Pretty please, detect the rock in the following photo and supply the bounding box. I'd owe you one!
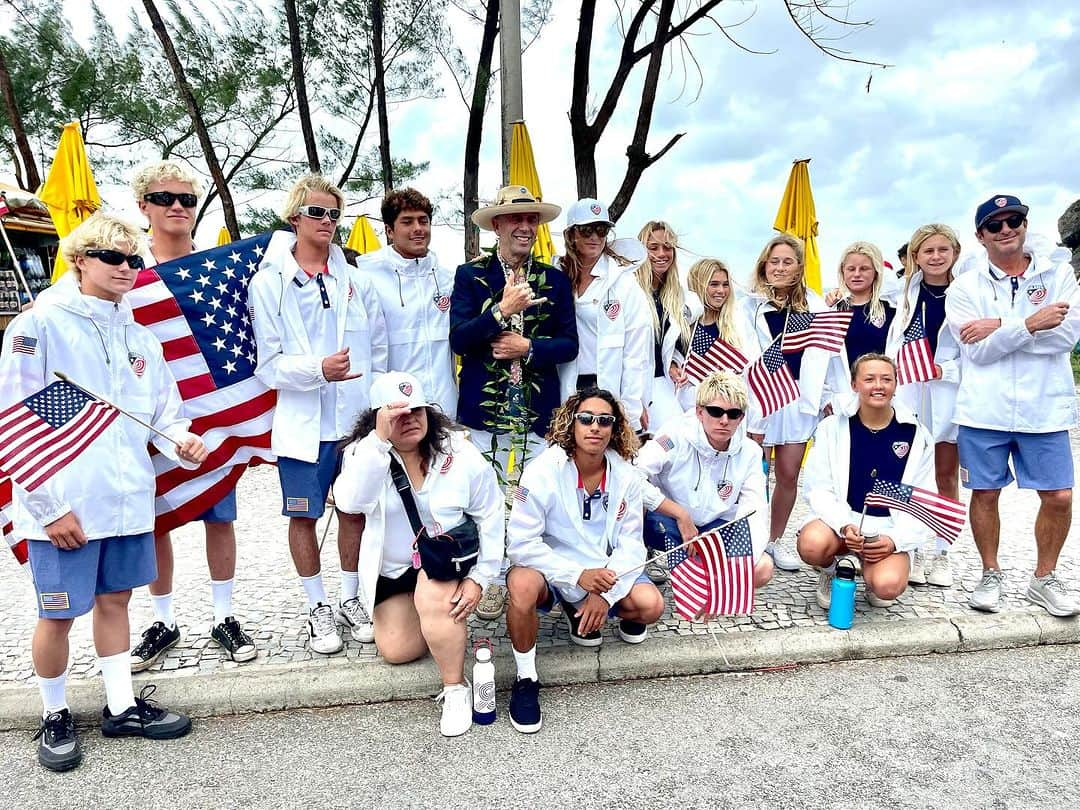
[1058,198,1080,277]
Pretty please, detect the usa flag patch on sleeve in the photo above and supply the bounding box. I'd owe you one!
[40,592,70,611]
[286,497,310,512]
[12,335,37,355]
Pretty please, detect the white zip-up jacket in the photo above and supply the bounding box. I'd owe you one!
[247,234,388,461]
[800,403,936,551]
[635,411,768,561]
[333,429,503,619]
[946,252,1080,433]
[557,255,654,431]
[356,245,458,417]
[0,277,197,540]
[657,288,704,374]
[507,444,645,605]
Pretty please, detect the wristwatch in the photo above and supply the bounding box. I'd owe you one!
[491,303,506,326]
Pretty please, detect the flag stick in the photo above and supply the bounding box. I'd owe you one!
[705,621,733,668]
[318,507,336,553]
[855,503,869,535]
[614,511,757,579]
[53,371,182,448]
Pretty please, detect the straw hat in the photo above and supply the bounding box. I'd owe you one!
[471,185,561,231]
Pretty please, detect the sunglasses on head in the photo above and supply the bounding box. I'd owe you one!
[143,191,198,208]
[84,249,145,269]
[575,224,610,239]
[298,204,342,222]
[702,405,745,420]
[982,213,1025,234]
[574,412,617,427]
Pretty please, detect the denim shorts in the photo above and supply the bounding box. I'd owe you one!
[957,426,1074,491]
[195,487,238,523]
[277,441,343,518]
[538,572,652,616]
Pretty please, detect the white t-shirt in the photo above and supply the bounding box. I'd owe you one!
[575,274,602,375]
[381,469,438,578]
[287,260,341,440]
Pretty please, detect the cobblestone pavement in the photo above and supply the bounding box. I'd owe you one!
[1,429,1078,685]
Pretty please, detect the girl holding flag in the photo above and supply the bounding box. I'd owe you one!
[884,224,963,587]
[829,241,898,385]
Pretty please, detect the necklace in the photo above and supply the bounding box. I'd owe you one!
[920,281,947,300]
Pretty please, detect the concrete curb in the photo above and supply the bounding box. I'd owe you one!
[3,610,1078,731]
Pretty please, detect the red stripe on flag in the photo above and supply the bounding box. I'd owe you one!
[187,389,276,434]
[161,335,202,361]
[132,268,163,290]
[154,466,246,536]
[155,431,273,494]
[177,374,217,400]
[133,297,185,326]
[23,405,118,491]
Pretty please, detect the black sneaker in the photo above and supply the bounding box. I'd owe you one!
[130,621,180,672]
[557,596,603,647]
[617,619,648,644]
[32,708,82,771]
[211,617,257,662]
[508,678,543,733]
[101,685,192,740]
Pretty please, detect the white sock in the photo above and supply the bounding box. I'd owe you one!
[934,538,950,555]
[98,651,137,715]
[513,646,538,682]
[37,670,68,716]
[151,593,175,629]
[210,578,234,625]
[339,570,359,603]
[300,573,327,608]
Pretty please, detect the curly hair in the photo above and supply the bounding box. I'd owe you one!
[381,187,433,228]
[545,387,639,461]
[341,405,459,472]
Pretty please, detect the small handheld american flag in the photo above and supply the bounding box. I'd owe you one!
[746,337,799,418]
[781,310,853,354]
[669,515,756,619]
[864,479,966,543]
[682,324,749,383]
[895,308,936,385]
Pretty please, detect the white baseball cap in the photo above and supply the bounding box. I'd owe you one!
[369,371,430,410]
[564,198,614,229]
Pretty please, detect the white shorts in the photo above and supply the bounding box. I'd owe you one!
[763,399,819,446]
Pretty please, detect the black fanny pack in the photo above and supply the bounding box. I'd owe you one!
[389,457,480,581]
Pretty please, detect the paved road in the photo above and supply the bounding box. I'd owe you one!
[4,645,1076,808]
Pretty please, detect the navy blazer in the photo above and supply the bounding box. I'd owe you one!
[450,254,578,437]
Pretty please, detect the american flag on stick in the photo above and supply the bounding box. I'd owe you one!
[1,476,28,571]
[127,233,278,535]
[781,310,853,354]
[668,515,755,619]
[682,324,748,383]
[864,479,966,543]
[895,308,936,385]
[746,337,799,418]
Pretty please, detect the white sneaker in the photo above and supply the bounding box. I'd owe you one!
[865,588,896,608]
[1027,571,1080,618]
[435,682,473,737]
[766,538,801,572]
[908,550,928,585]
[307,603,344,655]
[969,569,1005,613]
[816,569,834,610]
[925,552,954,588]
[336,597,375,643]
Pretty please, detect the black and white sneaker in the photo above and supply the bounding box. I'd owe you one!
[130,621,180,672]
[101,685,192,740]
[617,619,648,644]
[211,617,258,662]
[32,708,82,771]
[557,596,603,647]
[508,678,543,733]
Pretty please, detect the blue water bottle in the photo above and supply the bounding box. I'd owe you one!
[828,559,858,630]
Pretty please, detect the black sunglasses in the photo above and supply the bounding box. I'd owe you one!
[703,405,745,420]
[85,249,145,269]
[575,224,610,239]
[143,191,198,208]
[574,412,617,427]
[298,204,342,222]
[982,213,1025,234]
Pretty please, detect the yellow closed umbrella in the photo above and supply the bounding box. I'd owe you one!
[345,215,381,254]
[39,122,102,282]
[773,158,821,293]
[216,227,231,247]
[509,121,555,265]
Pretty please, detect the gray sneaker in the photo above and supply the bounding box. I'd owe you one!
[766,538,801,572]
[815,569,834,610]
[969,569,1005,613]
[644,549,669,584]
[1027,571,1080,618]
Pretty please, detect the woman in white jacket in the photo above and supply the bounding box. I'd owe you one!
[884,224,963,588]
[797,354,937,611]
[333,372,504,738]
[555,199,654,433]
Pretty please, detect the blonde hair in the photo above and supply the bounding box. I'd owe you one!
[752,234,809,312]
[132,160,203,201]
[695,370,748,410]
[60,212,146,277]
[686,258,741,347]
[836,241,887,325]
[899,224,962,322]
[634,221,692,349]
[281,174,346,221]
[558,227,633,289]
[851,352,896,378]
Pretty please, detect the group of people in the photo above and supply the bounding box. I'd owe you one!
[1,159,1077,770]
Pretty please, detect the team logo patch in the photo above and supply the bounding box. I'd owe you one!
[398,381,413,396]
[616,499,627,520]
[602,493,610,511]
[869,311,887,328]
[892,441,910,459]
[128,352,146,378]
[604,300,621,320]
[590,203,602,215]
[40,592,70,611]
[994,197,1008,208]
[717,480,733,499]
[1027,285,1047,304]
[12,335,37,355]
[428,520,444,535]
[348,284,354,301]
[434,293,451,312]
[440,455,453,474]
[285,497,310,512]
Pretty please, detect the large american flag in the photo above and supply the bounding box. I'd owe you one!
[0,380,118,492]
[683,324,748,383]
[746,337,799,418]
[1,476,28,571]
[668,515,755,619]
[127,233,277,534]
[781,310,853,354]
[864,479,966,543]
[895,308,936,385]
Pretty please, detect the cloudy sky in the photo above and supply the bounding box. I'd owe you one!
[35,1,1080,284]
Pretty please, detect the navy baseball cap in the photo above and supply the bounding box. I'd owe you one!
[975,194,1029,230]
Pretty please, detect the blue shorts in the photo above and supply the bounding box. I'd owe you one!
[957,426,1074,491]
[28,533,157,619]
[643,511,728,552]
[277,441,343,519]
[195,487,238,523]
[539,572,652,616]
